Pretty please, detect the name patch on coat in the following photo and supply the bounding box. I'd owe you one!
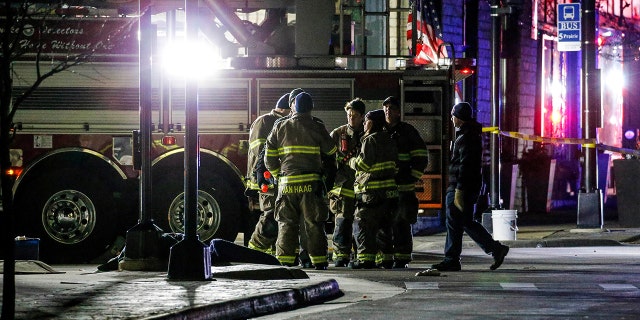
[281,184,314,194]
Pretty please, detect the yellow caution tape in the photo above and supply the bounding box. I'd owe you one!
[482,127,500,133]
[482,127,640,157]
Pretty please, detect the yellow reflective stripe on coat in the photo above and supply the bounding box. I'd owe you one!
[397,153,411,161]
[353,157,371,171]
[369,161,396,172]
[410,149,428,157]
[277,145,320,155]
[247,181,260,190]
[411,169,423,179]
[355,179,396,193]
[329,186,355,198]
[278,173,321,185]
[265,147,279,157]
[249,138,266,150]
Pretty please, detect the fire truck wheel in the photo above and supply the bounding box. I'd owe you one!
[152,172,240,242]
[13,169,120,264]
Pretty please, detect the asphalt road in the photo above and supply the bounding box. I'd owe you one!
[255,246,640,319]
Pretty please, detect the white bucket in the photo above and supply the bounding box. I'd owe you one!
[491,210,518,240]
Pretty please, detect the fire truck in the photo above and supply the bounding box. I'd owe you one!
[5,1,471,263]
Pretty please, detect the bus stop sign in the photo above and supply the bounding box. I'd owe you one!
[557,3,581,51]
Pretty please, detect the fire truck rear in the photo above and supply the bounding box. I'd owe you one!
[6,1,470,263]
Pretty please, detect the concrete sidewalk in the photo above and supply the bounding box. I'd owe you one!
[2,221,640,320]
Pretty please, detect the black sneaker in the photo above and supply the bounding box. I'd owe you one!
[350,260,376,269]
[431,259,461,271]
[334,258,350,268]
[392,260,410,269]
[314,262,328,270]
[490,244,509,270]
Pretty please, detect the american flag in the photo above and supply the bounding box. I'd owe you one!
[407,0,448,65]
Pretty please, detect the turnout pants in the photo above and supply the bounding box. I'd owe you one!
[392,191,419,262]
[354,191,395,263]
[330,194,356,261]
[275,181,329,266]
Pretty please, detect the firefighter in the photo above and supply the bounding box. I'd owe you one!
[246,93,291,254]
[329,98,366,267]
[382,96,428,268]
[251,88,314,267]
[349,109,398,269]
[264,92,337,270]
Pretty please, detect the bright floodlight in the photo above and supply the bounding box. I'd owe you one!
[162,40,223,79]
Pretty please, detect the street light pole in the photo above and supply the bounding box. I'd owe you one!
[167,0,212,280]
[120,0,164,271]
[489,0,502,210]
[577,0,603,228]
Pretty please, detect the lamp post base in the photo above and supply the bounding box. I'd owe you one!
[167,237,213,280]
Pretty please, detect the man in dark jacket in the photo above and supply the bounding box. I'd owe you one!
[432,102,509,271]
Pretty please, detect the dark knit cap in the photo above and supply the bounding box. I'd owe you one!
[289,88,305,106]
[365,109,385,126]
[452,102,473,121]
[294,92,314,113]
[276,93,290,110]
[346,99,366,115]
[382,96,400,109]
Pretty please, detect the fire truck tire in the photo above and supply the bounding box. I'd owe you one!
[151,170,240,242]
[13,169,121,264]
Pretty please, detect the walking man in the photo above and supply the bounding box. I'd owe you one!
[432,102,509,271]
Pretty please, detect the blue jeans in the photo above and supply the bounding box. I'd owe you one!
[444,190,500,260]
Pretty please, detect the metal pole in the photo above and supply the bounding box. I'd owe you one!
[577,0,603,228]
[167,0,212,280]
[120,0,164,271]
[581,0,597,192]
[489,0,501,210]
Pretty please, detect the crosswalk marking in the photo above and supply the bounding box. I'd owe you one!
[500,283,538,290]
[599,284,638,291]
[404,282,439,290]
[405,282,639,291]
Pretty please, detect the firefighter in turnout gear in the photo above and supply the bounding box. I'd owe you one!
[329,98,366,267]
[264,92,337,270]
[251,88,314,267]
[382,96,428,268]
[246,93,291,254]
[349,109,398,269]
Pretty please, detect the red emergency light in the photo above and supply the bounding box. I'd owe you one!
[162,136,177,145]
[6,167,23,178]
[459,67,474,75]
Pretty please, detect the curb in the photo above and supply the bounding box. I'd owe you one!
[142,279,341,320]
